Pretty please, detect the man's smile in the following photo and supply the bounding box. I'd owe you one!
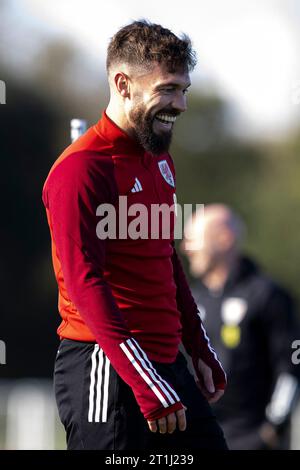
[153,113,177,132]
[155,113,177,124]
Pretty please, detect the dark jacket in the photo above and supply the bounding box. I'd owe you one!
[192,256,300,449]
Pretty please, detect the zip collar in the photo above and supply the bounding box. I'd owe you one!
[94,111,144,157]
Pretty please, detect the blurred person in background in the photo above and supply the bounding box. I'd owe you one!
[181,203,300,450]
[42,21,227,450]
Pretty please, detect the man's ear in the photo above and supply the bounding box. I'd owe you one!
[114,72,130,98]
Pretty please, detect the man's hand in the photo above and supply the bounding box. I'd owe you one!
[196,358,224,403]
[259,422,280,449]
[147,407,187,434]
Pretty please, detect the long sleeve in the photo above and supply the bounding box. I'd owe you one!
[43,151,183,420]
[171,245,227,390]
[261,287,300,426]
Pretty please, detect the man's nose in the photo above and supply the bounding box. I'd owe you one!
[172,92,187,113]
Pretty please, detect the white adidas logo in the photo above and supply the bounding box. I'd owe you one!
[131,177,143,193]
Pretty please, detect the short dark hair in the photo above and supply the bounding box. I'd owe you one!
[106,19,197,74]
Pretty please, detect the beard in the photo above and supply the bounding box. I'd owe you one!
[129,103,173,156]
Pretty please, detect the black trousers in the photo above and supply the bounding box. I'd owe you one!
[54,339,228,450]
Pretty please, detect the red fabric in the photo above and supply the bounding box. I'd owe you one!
[42,111,226,420]
[171,247,227,390]
[146,402,184,421]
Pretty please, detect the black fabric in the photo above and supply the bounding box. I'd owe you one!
[191,255,300,450]
[54,339,228,450]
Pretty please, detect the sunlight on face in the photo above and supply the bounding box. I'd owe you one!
[127,63,191,154]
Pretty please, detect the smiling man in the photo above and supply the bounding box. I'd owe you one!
[42,20,227,450]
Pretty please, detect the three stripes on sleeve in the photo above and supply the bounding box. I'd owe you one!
[88,338,180,423]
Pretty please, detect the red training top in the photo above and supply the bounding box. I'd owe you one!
[42,111,226,420]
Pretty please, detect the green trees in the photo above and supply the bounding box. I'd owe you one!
[172,92,300,306]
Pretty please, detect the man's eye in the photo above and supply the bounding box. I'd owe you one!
[183,88,189,95]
